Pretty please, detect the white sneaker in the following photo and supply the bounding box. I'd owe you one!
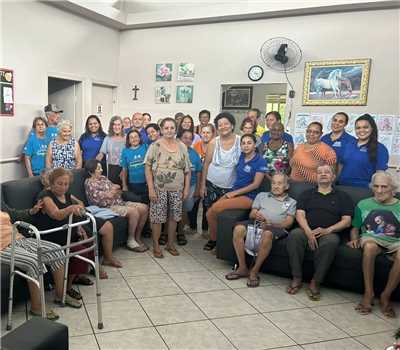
[127,238,140,250]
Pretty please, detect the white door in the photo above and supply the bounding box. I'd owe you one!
[92,84,116,131]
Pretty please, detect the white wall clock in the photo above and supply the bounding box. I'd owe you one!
[248,65,264,81]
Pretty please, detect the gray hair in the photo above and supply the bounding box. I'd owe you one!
[370,171,399,192]
[58,120,73,133]
[271,172,289,185]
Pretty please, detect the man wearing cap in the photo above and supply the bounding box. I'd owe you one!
[44,104,63,140]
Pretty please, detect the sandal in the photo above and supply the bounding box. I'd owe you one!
[73,275,93,286]
[177,233,187,246]
[247,276,260,288]
[30,308,59,321]
[225,271,249,280]
[153,249,164,259]
[102,258,122,268]
[166,246,180,256]
[203,240,216,251]
[55,294,82,309]
[355,302,372,315]
[286,284,302,295]
[380,303,396,318]
[306,288,321,301]
[131,245,149,253]
[159,233,167,245]
[67,288,82,300]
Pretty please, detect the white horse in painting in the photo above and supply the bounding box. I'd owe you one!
[314,69,342,98]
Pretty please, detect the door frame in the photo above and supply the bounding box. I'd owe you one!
[91,80,118,118]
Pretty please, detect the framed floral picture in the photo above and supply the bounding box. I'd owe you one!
[156,63,172,81]
[303,58,371,106]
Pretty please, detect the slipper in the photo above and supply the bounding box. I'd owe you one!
[306,288,321,301]
[203,240,216,251]
[287,284,302,295]
[225,271,249,280]
[355,302,372,315]
[153,249,164,259]
[131,245,149,253]
[380,303,396,318]
[73,275,93,286]
[102,258,122,268]
[67,287,82,300]
[247,276,260,288]
[30,308,60,321]
[177,234,188,246]
[166,246,180,256]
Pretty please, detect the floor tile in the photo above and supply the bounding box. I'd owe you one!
[139,294,206,325]
[333,289,363,303]
[53,304,93,336]
[96,327,167,350]
[269,347,302,350]
[86,299,151,333]
[126,274,183,298]
[69,334,99,350]
[119,256,164,277]
[301,337,368,349]
[112,247,152,261]
[264,308,346,344]
[189,290,257,318]
[356,330,398,350]
[97,265,123,279]
[290,286,351,307]
[262,273,292,286]
[196,256,233,270]
[213,314,295,349]
[312,302,395,336]
[170,270,228,293]
[157,320,235,350]
[1,311,29,336]
[80,277,134,304]
[212,269,273,289]
[155,254,207,273]
[236,285,306,312]
[373,301,400,326]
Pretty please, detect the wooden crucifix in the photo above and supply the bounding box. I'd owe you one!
[132,85,140,100]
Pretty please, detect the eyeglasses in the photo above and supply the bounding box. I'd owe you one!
[306,130,321,134]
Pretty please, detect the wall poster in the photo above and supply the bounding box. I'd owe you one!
[1,68,14,116]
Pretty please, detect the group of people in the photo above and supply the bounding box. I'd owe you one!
[3,105,398,321]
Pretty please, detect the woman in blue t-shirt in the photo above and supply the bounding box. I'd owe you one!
[338,114,389,188]
[205,134,267,251]
[78,115,107,170]
[321,112,355,161]
[121,129,149,203]
[23,116,51,177]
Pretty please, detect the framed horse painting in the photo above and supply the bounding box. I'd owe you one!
[302,59,371,106]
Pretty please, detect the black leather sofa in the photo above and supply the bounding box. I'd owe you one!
[216,181,400,301]
[1,169,129,312]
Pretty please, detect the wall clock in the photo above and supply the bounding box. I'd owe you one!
[248,65,264,81]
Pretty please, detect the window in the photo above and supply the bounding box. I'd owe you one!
[266,94,286,120]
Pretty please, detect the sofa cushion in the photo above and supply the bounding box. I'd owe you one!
[1,176,43,209]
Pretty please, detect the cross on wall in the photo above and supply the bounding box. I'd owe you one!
[132,85,140,100]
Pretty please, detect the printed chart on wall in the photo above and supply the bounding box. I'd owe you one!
[0,68,14,116]
[293,112,400,167]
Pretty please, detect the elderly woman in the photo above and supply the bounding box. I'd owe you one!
[96,116,126,185]
[240,117,261,148]
[348,171,400,318]
[145,117,191,258]
[24,116,51,177]
[290,122,336,184]
[35,168,116,304]
[262,121,293,180]
[46,120,82,170]
[84,159,149,252]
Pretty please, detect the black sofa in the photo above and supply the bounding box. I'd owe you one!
[216,181,400,301]
[1,169,129,312]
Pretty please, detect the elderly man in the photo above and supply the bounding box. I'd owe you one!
[44,104,62,139]
[131,112,149,144]
[286,164,353,300]
[349,171,400,318]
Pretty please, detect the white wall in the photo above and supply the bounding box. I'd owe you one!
[118,9,399,132]
[0,1,120,181]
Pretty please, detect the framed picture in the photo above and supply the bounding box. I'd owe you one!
[155,86,171,104]
[176,85,193,103]
[177,63,195,81]
[156,63,172,81]
[222,86,253,110]
[302,58,371,106]
[1,68,14,116]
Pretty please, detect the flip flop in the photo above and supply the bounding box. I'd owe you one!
[153,249,164,259]
[380,303,396,318]
[355,302,372,315]
[286,284,302,295]
[131,245,149,253]
[30,308,59,321]
[166,246,180,256]
[225,271,249,280]
[306,288,321,301]
[247,276,260,288]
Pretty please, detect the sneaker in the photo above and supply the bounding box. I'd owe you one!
[127,238,140,250]
[54,294,82,309]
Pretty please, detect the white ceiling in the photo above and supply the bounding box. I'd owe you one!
[44,0,400,30]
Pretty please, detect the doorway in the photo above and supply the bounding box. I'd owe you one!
[92,83,117,129]
[48,76,83,138]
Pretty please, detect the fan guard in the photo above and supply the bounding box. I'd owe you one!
[260,37,302,72]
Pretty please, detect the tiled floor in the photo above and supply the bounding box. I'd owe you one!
[2,234,399,350]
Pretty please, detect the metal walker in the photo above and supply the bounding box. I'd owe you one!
[6,212,104,330]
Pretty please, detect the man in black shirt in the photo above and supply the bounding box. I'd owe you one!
[286,164,353,300]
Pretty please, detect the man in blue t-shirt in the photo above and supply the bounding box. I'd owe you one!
[131,112,150,144]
